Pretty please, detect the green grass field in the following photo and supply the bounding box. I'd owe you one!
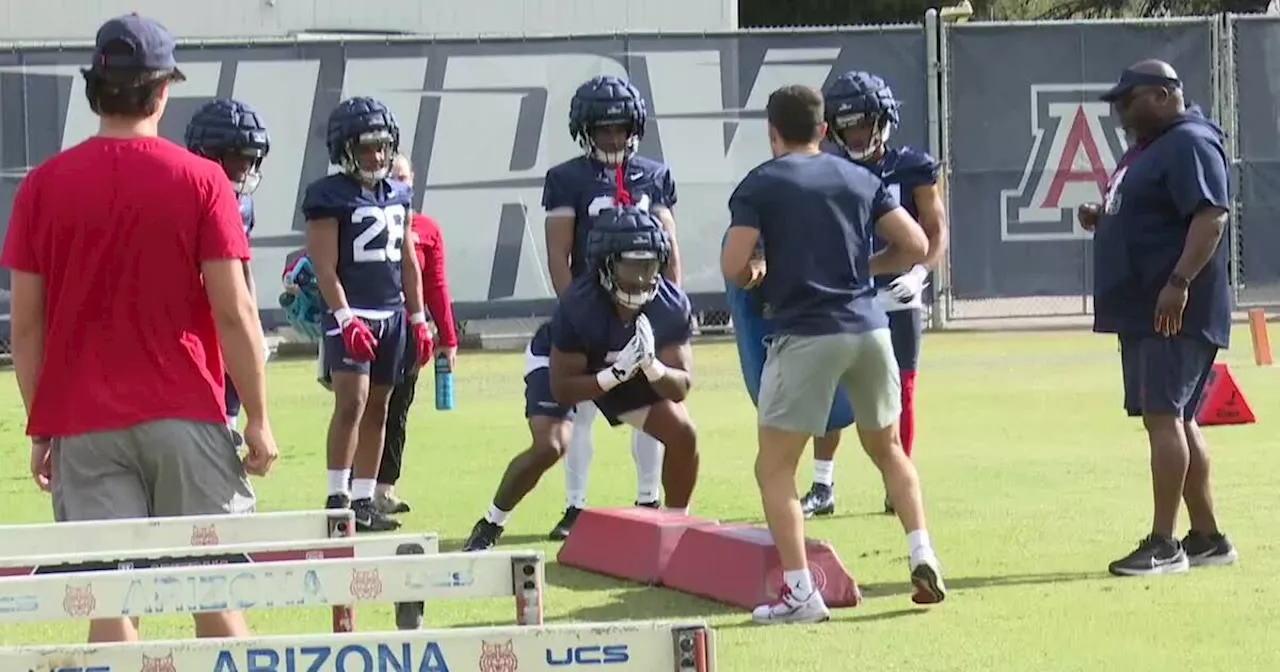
[1,327,1278,670]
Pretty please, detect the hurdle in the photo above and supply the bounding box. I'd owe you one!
[0,510,446,632]
[0,550,545,629]
[0,620,718,671]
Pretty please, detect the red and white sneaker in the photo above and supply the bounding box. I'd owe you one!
[751,584,830,625]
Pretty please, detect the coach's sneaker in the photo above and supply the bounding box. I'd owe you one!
[909,558,947,605]
[463,519,504,552]
[325,493,351,510]
[375,489,412,515]
[751,585,830,625]
[800,483,835,518]
[352,498,402,533]
[1182,530,1239,567]
[548,506,584,541]
[1108,534,1190,577]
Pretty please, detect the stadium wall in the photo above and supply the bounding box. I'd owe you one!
[0,15,1274,342]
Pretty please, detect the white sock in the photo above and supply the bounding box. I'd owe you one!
[783,569,815,598]
[632,430,664,504]
[907,529,935,566]
[327,469,351,496]
[351,478,377,501]
[813,459,835,487]
[663,506,689,516]
[485,503,511,527]
[564,405,596,509]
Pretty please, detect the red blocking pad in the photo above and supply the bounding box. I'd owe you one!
[1196,363,1257,426]
[661,524,862,609]
[556,508,718,585]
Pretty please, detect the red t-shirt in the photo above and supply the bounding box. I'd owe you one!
[0,136,250,437]
[411,213,458,347]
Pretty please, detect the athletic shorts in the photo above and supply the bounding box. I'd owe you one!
[1119,334,1218,420]
[521,342,656,427]
[759,330,901,436]
[51,419,257,522]
[322,309,407,387]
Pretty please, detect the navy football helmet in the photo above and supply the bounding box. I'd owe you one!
[586,206,670,309]
[823,71,900,162]
[569,75,647,165]
[326,97,400,183]
[185,98,270,195]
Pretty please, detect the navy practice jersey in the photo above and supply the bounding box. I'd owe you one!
[238,194,255,239]
[1092,107,1231,348]
[729,152,898,336]
[859,147,939,286]
[541,155,677,278]
[301,174,414,312]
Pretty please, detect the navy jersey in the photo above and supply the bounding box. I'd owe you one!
[1093,107,1231,348]
[859,147,939,286]
[238,194,255,239]
[541,155,677,278]
[728,152,898,336]
[301,174,414,312]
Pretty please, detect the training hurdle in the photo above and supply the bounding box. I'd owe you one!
[0,511,450,631]
[0,620,718,671]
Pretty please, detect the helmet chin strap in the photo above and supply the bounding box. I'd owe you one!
[846,124,893,162]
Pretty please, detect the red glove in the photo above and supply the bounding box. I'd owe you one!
[335,309,378,362]
[410,312,434,366]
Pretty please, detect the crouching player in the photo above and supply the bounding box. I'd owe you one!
[185,98,271,439]
[725,238,855,518]
[304,97,432,532]
[463,207,698,551]
[804,71,950,515]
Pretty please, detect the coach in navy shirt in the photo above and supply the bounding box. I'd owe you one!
[1082,60,1238,577]
[721,84,943,625]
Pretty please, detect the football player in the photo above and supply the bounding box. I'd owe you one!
[303,97,433,532]
[803,71,950,516]
[185,98,270,439]
[540,75,683,540]
[463,207,698,552]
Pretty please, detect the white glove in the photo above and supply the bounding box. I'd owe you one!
[887,265,929,302]
[634,314,669,382]
[598,330,646,391]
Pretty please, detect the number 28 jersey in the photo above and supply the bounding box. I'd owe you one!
[302,174,414,313]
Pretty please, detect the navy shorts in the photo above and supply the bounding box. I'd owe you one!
[888,309,925,372]
[1119,334,1218,420]
[523,366,656,427]
[224,374,241,418]
[323,310,407,387]
[524,367,574,421]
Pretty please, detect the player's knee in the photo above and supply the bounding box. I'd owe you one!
[331,391,366,427]
[529,433,568,469]
[659,415,698,457]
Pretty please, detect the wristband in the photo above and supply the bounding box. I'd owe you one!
[643,359,668,382]
[596,368,623,392]
[409,311,428,325]
[333,308,354,326]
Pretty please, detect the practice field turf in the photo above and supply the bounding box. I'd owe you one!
[1,327,1277,670]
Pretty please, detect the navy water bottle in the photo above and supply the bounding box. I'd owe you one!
[434,353,455,411]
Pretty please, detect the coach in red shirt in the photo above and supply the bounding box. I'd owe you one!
[0,14,278,643]
[374,153,459,514]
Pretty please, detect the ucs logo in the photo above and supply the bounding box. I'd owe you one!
[1000,84,1129,241]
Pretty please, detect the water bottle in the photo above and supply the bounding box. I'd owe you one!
[434,353,455,411]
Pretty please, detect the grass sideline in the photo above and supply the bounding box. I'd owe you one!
[0,327,1276,671]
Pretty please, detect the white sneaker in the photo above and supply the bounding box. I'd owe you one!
[910,557,947,605]
[751,585,830,625]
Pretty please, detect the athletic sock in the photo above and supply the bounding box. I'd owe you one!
[907,529,935,566]
[901,370,918,458]
[327,469,351,496]
[813,460,835,487]
[350,478,376,501]
[486,503,511,527]
[632,431,664,504]
[783,569,815,599]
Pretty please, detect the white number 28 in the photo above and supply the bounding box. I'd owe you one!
[351,205,407,263]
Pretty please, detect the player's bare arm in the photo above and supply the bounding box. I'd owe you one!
[8,270,45,417]
[545,213,576,297]
[912,183,950,270]
[653,206,682,286]
[307,217,352,312]
[646,341,693,402]
[871,207,929,277]
[721,226,765,289]
[400,224,426,317]
[548,347,616,405]
[203,259,270,427]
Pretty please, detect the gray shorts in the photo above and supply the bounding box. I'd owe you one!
[51,419,257,522]
[758,329,901,436]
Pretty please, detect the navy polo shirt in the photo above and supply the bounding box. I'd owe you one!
[728,152,899,336]
[1092,107,1231,348]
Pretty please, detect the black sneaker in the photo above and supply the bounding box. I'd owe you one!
[883,494,896,515]
[1182,530,1239,567]
[325,493,351,510]
[352,498,402,533]
[548,506,584,541]
[463,519,503,551]
[635,500,660,509]
[800,483,835,518]
[1108,534,1190,577]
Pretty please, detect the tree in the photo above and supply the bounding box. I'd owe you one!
[737,0,1274,27]
[1038,0,1271,19]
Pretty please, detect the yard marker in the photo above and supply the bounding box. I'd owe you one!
[1249,308,1273,366]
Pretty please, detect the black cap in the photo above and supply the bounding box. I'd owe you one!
[1100,68,1180,103]
[92,13,183,78]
